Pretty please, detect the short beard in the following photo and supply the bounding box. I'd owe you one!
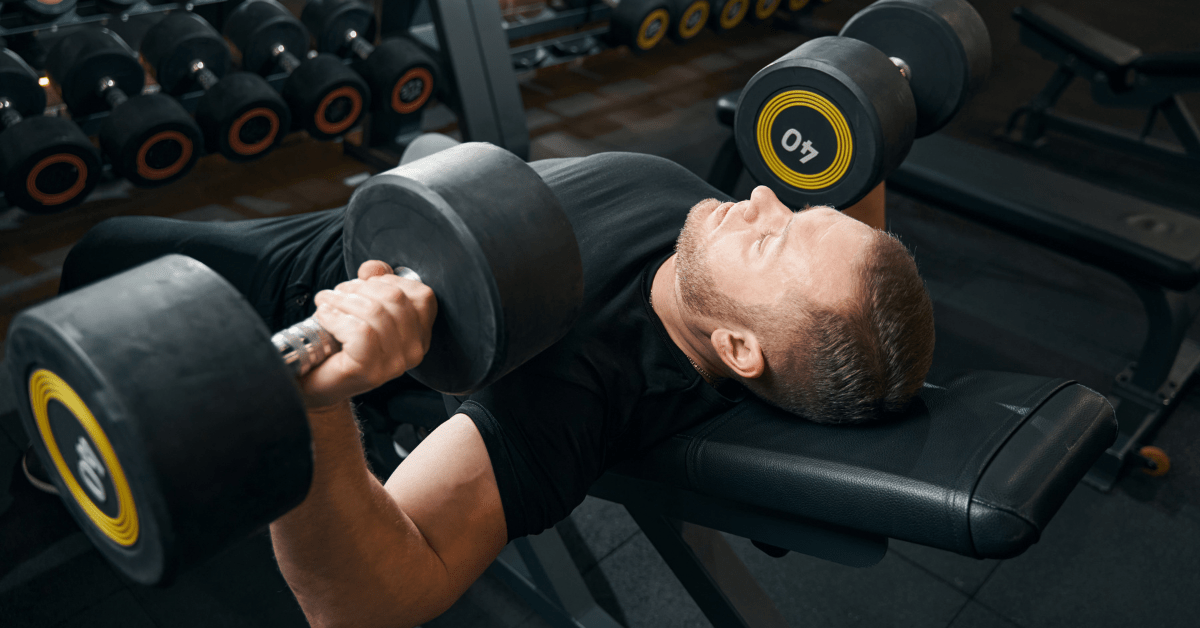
[674,198,742,324]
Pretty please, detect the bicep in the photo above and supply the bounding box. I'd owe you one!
[383,413,507,596]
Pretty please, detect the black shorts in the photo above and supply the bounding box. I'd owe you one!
[60,208,348,332]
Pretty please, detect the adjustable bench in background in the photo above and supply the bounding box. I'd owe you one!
[1003,4,1200,171]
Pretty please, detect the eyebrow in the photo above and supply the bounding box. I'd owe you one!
[772,211,798,257]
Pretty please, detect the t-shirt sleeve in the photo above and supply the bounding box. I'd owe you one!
[451,366,609,541]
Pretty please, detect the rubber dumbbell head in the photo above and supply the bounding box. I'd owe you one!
[7,255,314,586]
[0,49,100,213]
[19,0,77,21]
[748,0,781,21]
[195,72,290,161]
[669,0,711,43]
[839,0,990,137]
[710,0,750,32]
[354,37,437,115]
[610,0,674,53]
[735,37,916,209]
[282,53,368,140]
[224,0,311,77]
[98,93,202,187]
[141,12,231,96]
[301,0,377,58]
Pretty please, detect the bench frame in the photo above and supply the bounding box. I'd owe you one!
[1004,6,1200,170]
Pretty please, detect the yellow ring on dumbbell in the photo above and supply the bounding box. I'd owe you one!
[754,0,780,20]
[756,89,853,190]
[636,8,671,50]
[788,0,811,12]
[30,369,139,547]
[678,1,710,39]
[720,0,750,29]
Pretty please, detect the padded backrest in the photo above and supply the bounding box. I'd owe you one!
[1013,4,1142,74]
[610,371,1116,558]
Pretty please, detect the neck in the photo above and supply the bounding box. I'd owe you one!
[651,254,725,383]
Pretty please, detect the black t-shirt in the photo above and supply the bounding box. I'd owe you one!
[451,153,745,540]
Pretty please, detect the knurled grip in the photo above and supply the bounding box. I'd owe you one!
[272,316,341,378]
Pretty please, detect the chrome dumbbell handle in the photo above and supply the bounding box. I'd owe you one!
[270,266,421,378]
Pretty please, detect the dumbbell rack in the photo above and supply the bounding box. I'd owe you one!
[0,1,226,37]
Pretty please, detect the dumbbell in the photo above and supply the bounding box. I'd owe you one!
[16,0,76,24]
[45,28,202,188]
[709,0,750,33]
[141,13,290,162]
[225,0,370,141]
[668,0,710,44]
[748,0,781,21]
[301,0,438,117]
[608,0,674,53]
[734,0,990,208]
[7,142,584,585]
[0,48,100,213]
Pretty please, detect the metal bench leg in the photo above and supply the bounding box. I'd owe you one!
[626,505,790,628]
[1086,282,1200,490]
[488,528,624,628]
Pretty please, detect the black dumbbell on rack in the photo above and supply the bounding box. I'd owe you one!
[608,0,674,53]
[15,0,76,25]
[709,0,750,33]
[668,0,711,45]
[301,0,438,117]
[141,12,290,162]
[225,0,369,141]
[747,0,781,22]
[0,47,100,213]
[45,28,202,188]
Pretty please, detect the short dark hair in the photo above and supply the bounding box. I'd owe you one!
[740,230,935,424]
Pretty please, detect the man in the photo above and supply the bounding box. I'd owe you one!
[54,148,934,627]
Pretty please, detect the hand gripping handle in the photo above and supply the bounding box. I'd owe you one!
[270,266,422,378]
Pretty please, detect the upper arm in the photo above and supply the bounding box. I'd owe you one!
[383,413,507,597]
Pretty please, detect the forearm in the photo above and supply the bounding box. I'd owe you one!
[270,402,453,628]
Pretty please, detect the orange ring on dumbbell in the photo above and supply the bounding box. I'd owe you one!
[314,85,364,136]
[26,153,89,207]
[135,130,194,182]
[228,107,282,157]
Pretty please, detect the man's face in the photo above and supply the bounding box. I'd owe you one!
[675,185,876,322]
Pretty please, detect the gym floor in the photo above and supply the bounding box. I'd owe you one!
[2,0,1199,626]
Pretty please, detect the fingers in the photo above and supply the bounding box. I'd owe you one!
[357,260,393,280]
[312,276,436,369]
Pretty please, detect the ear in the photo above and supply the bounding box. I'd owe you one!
[711,327,765,380]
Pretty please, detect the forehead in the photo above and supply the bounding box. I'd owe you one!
[784,208,875,309]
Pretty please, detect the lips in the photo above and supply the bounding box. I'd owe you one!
[712,201,735,230]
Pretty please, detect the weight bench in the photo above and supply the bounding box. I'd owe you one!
[1003,4,1200,170]
[481,371,1115,628]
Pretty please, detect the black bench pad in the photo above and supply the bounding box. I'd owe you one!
[609,371,1115,559]
[889,134,1200,292]
[1013,4,1142,73]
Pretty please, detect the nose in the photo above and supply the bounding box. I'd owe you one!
[741,185,786,225]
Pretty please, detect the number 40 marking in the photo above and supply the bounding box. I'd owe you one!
[781,128,819,164]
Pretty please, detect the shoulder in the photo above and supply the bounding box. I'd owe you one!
[531,152,714,195]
